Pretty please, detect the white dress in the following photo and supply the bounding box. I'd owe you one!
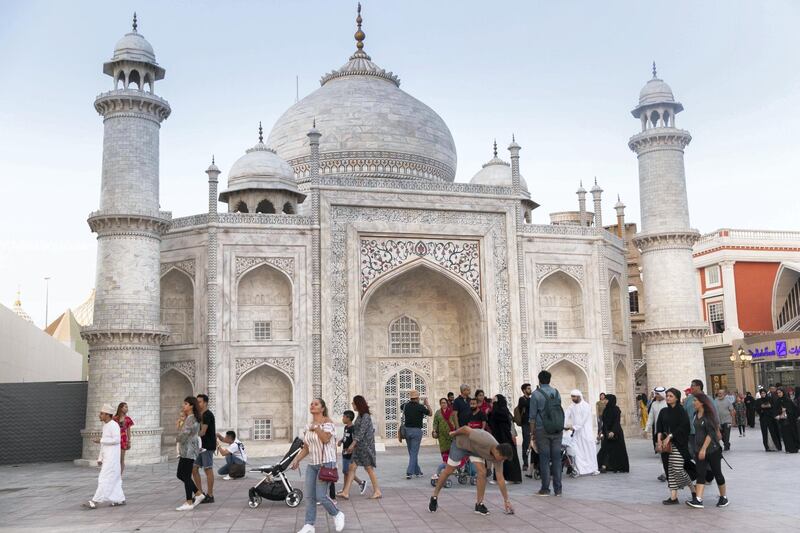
[565,400,599,475]
[92,420,125,503]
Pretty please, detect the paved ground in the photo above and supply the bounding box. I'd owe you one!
[0,429,797,532]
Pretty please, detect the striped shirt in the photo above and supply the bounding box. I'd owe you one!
[304,422,337,465]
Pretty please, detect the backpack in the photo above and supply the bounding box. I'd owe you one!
[536,388,565,434]
[512,406,522,427]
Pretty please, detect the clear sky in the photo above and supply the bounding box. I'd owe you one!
[1,0,799,327]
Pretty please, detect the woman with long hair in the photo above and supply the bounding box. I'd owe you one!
[431,397,458,483]
[113,402,134,474]
[175,396,204,511]
[596,394,629,473]
[290,398,345,533]
[338,395,382,499]
[487,394,522,483]
[687,393,727,509]
[656,388,695,505]
[776,388,799,453]
[733,394,747,437]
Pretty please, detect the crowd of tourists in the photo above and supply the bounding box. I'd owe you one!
[81,374,800,530]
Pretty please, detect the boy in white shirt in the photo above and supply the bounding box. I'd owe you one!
[216,430,247,480]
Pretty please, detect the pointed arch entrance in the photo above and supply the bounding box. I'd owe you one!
[160,369,193,449]
[361,261,486,438]
[547,359,589,411]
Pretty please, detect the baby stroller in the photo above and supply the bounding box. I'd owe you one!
[248,437,304,509]
[561,430,578,478]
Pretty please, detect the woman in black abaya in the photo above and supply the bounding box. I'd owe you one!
[597,394,629,473]
[656,388,696,504]
[776,388,799,453]
[487,394,522,483]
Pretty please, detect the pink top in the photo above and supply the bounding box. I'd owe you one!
[114,415,134,450]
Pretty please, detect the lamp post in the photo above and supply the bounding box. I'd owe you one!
[730,347,754,394]
[44,276,51,328]
[729,347,753,368]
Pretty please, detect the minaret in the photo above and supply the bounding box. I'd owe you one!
[590,178,603,228]
[307,121,323,399]
[614,195,626,238]
[79,14,171,465]
[629,63,706,390]
[576,181,587,227]
[206,157,220,413]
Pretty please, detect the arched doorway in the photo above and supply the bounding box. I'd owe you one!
[539,271,585,338]
[548,359,588,411]
[237,365,293,443]
[160,268,194,345]
[384,368,429,439]
[615,363,630,426]
[160,369,193,450]
[361,263,484,438]
[236,264,292,342]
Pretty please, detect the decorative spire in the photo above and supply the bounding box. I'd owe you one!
[355,3,365,51]
[132,12,138,33]
[652,61,657,79]
[493,139,498,158]
[14,287,21,307]
[212,154,215,165]
[313,117,316,128]
[258,121,263,143]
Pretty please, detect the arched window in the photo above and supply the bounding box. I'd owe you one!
[128,69,141,90]
[143,72,153,93]
[116,70,125,90]
[256,199,275,214]
[282,202,295,214]
[384,369,427,438]
[389,316,420,355]
[650,110,660,128]
[610,278,624,341]
[628,285,639,314]
[539,271,584,338]
[234,200,248,213]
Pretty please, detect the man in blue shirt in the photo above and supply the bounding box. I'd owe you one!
[452,384,472,427]
[529,370,563,496]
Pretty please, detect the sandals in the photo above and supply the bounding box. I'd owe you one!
[336,492,350,500]
[82,501,97,510]
[369,493,382,500]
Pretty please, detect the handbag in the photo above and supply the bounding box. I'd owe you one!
[659,439,673,454]
[229,461,246,479]
[398,404,407,443]
[318,465,339,483]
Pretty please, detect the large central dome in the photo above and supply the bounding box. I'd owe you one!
[267,6,456,182]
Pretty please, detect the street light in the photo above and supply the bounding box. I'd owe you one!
[729,347,753,369]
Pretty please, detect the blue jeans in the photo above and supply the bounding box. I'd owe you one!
[535,428,562,493]
[217,454,244,476]
[304,463,339,525]
[405,427,423,475]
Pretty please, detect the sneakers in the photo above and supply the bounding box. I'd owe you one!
[82,500,97,510]
[405,474,412,480]
[297,525,315,533]
[716,496,729,507]
[223,475,232,480]
[488,479,497,485]
[200,494,214,504]
[474,502,489,516]
[662,498,678,505]
[358,479,368,495]
[686,497,704,509]
[176,502,194,511]
[657,474,667,482]
[192,493,205,507]
[535,489,550,496]
[428,496,438,513]
[334,511,346,532]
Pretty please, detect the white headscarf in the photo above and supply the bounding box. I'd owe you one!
[570,389,583,398]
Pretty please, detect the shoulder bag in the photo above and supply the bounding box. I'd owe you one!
[398,403,407,442]
[315,424,339,483]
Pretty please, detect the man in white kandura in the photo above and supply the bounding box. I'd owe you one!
[83,403,125,509]
[564,390,600,476]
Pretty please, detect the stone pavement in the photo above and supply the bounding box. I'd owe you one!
[0,430,797,532]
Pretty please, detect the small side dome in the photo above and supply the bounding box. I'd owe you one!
[112,32,156,64]
[638,78,675,106]
[469,149,528,192]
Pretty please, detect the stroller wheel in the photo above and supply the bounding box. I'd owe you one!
[248,494,262,508]
[469,476,477,486]
[533,470,541,480]
[457,473,469,485]
[430,478,437,487]
[285,489,303,508]
[444,479,453,488]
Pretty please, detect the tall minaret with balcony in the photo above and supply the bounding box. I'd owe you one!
[79,14,171,464]
[629,64,706,390]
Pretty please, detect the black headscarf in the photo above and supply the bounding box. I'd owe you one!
[602,394,620,428]
[488,394,511,425]
[658,388,690,447]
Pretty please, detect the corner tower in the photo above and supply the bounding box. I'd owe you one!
[629,64,706,390]
[79,14,171,464]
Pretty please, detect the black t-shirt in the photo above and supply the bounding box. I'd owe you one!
[402,401,430,428]
[453,396,472,427]
[342,424,354,458]
[468,410,487,429]
[200,410,216,450]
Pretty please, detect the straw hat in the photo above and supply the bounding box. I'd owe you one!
[409,390,420,399]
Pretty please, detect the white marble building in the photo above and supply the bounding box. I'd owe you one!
[80,10,650,463]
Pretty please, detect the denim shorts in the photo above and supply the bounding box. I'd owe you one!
[194,449,214,469]
[342,455,353,474]
[446,441,484,466]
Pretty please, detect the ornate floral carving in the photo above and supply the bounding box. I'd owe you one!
[81,326,170,347]
[235,357,295,382]
[634,231,700,253]
[160,360,196,382]
[290,150,455,182]
[539,352,589,371]
[360,238,480,297]
[235,256,295,279]
[160,258,195,278]
[535,263,584,283]
[378,359,433,381]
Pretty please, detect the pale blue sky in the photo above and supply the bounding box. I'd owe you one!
[1,0,799,327]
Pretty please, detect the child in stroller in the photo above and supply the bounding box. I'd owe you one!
[430,455,477,487]
[248,437,305,508]
[527,431,577,480]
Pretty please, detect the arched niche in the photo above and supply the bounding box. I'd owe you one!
[237,364,293,442]
[256,199,275,214]
[160,268,194,345]
[361,261,484,437]
[615,362,630,426]
[610,277,624,342]
[160,369,193,449]
[236,264,292,341]
[547,359,588,411]
[539,270,585,338]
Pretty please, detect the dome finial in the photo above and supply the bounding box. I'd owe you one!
[212,154,215,165]
[132,12,138,32]
[652,61,657,79]
[258,121,263,143]
[313,117,316,128]
[493,139,498,158]
[355,3,365,51]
